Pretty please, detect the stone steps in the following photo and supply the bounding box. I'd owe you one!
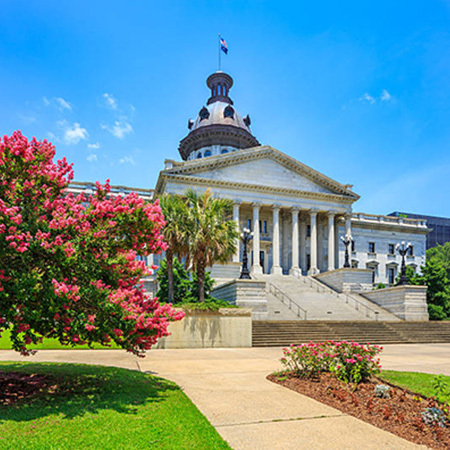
[252,321,450,346]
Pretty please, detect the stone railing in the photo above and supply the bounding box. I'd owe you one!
[352,212,427,228]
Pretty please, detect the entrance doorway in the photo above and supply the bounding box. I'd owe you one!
[260,250,265,274]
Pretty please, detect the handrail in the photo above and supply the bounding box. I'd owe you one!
[295,275,379,321]
[266,282,307,320]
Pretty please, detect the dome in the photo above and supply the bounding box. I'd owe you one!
[178,71,260,161]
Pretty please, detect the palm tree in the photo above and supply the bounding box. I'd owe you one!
[159,194,189,303]
[185,189,238,302]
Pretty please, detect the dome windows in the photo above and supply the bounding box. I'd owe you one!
[221,148,229,154]
[204,149,212,157]
[196,152,203,159]
[199,106,210,121]
[224,105,235,119]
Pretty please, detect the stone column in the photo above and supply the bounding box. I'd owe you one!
[308,209,319,275]
[251,202,262,274]
[147,253,154,269]
[271,204,282,275]
[345,213,352,238]
[299,216,307,275]
[232,201,241,263]
[327,212,335,271]
[290,207,300,275]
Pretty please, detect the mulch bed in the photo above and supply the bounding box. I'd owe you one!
[267,372,450,449]
[0,372,54,406]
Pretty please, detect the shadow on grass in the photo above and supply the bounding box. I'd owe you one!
[0,362,178,422]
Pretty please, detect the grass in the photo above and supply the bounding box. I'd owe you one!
[0,329,119,350]
[380,370,450,403]
[0,362,231,450]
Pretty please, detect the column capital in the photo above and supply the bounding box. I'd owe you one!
[344,212,353,220]
[309,207,319,217]
[327,210,337,218]
[272,203,282,211]
[291,205,301,213]
[251,201,261,209]
[233,198,242,205]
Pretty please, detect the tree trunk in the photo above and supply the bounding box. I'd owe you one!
[197,260,206,303]
[167,250,174,303]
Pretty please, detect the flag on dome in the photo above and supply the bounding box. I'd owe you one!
[220,37,228,54]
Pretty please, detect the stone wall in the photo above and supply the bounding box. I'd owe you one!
[212,279,268,320]
[155,308,252,349]
[362,285,429,321]
[314,268,373,293]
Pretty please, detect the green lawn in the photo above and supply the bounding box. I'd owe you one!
[0,362,230,450]
[380,370,450,403]
[0,329,119,350]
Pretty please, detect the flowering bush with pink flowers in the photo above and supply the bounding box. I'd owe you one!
[281,341,382,384]
[0,131,183,356]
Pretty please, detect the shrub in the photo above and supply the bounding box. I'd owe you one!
[280,341,382,384]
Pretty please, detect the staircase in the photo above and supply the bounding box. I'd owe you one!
[254,274,399,322]
[252,321,450,347]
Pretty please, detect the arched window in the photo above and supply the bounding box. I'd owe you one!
[221,148,228,154]
[224,105,235,119]
[197,152,203,159]
[204,149,212,157]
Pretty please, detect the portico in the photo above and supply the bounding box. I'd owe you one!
[230,200,351,276]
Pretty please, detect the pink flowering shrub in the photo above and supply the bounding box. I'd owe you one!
[281,341,382,384]
[0,131,184,356]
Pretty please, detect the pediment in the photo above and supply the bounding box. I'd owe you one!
[160,146,358,200]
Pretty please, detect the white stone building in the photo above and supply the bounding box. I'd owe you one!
[153,71,428,286]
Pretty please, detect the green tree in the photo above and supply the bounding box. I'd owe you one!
[156,257,216,304]
[159,194,189,303]
[185,189,238,302]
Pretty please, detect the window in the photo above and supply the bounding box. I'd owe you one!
[388,268,395,285]
[351,240,355,252]
[197,152,203,159]
[223,105,235,119]
[221,148,228,154]
[263,220,267,234]
[204,149,212,157]
[259,220,262,233]
[307,225,311,237]
[408,246,414,256]
[306,254,311,270]
[388,244,395,255]
[368,242,376,253]
[199,106,210,120]
[247,219,252,230]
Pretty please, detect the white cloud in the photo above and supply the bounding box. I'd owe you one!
[87,154,98,162]
[102,121,133,139]
[380,89,392,101]
[103,93,118,110]
[55,97,72,111]
[359,93,376,104]
[59,121,89,145]
[43,96,51,106]
[119,155,135,165]
[88,142,100,149]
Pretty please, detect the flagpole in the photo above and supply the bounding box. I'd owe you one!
[218,33,221,71]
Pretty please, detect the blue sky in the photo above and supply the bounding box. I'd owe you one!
[1,1,449,217]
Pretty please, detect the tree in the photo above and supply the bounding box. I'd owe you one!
[156,257,216,304]
[159,194,189,303]
[0,131,183,356]
[184,189,238,302]
[404,244,450,320]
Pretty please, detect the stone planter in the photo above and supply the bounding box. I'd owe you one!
[155,307,252,349]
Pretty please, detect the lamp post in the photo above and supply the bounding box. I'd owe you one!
[340,233,353,268]
[396,241,411,286]
[239,227,253,279]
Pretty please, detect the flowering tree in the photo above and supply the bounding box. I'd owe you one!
[0,131,183,356]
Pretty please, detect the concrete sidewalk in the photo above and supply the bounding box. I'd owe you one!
[1,345,445,449]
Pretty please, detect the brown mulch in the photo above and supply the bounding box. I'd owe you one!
[267,372,450,449]
[0,372,53,406]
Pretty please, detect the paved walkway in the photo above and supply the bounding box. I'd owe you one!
[1,344,448,449]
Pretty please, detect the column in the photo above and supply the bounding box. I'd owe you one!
[327,212,335,271]
[271,204,282,275]
[308,209,319,275]
[334,216,340,268]
[345,213,352,238]
[232,201,241,263]
[289,207,300,275]
[251,202,262,274]
[299,216,307,275]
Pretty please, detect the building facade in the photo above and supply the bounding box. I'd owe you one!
[389,212,450,250]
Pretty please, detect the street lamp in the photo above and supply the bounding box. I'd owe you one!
[340,233,353,268]
[396,241,412,286]
[239,227,253,279]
